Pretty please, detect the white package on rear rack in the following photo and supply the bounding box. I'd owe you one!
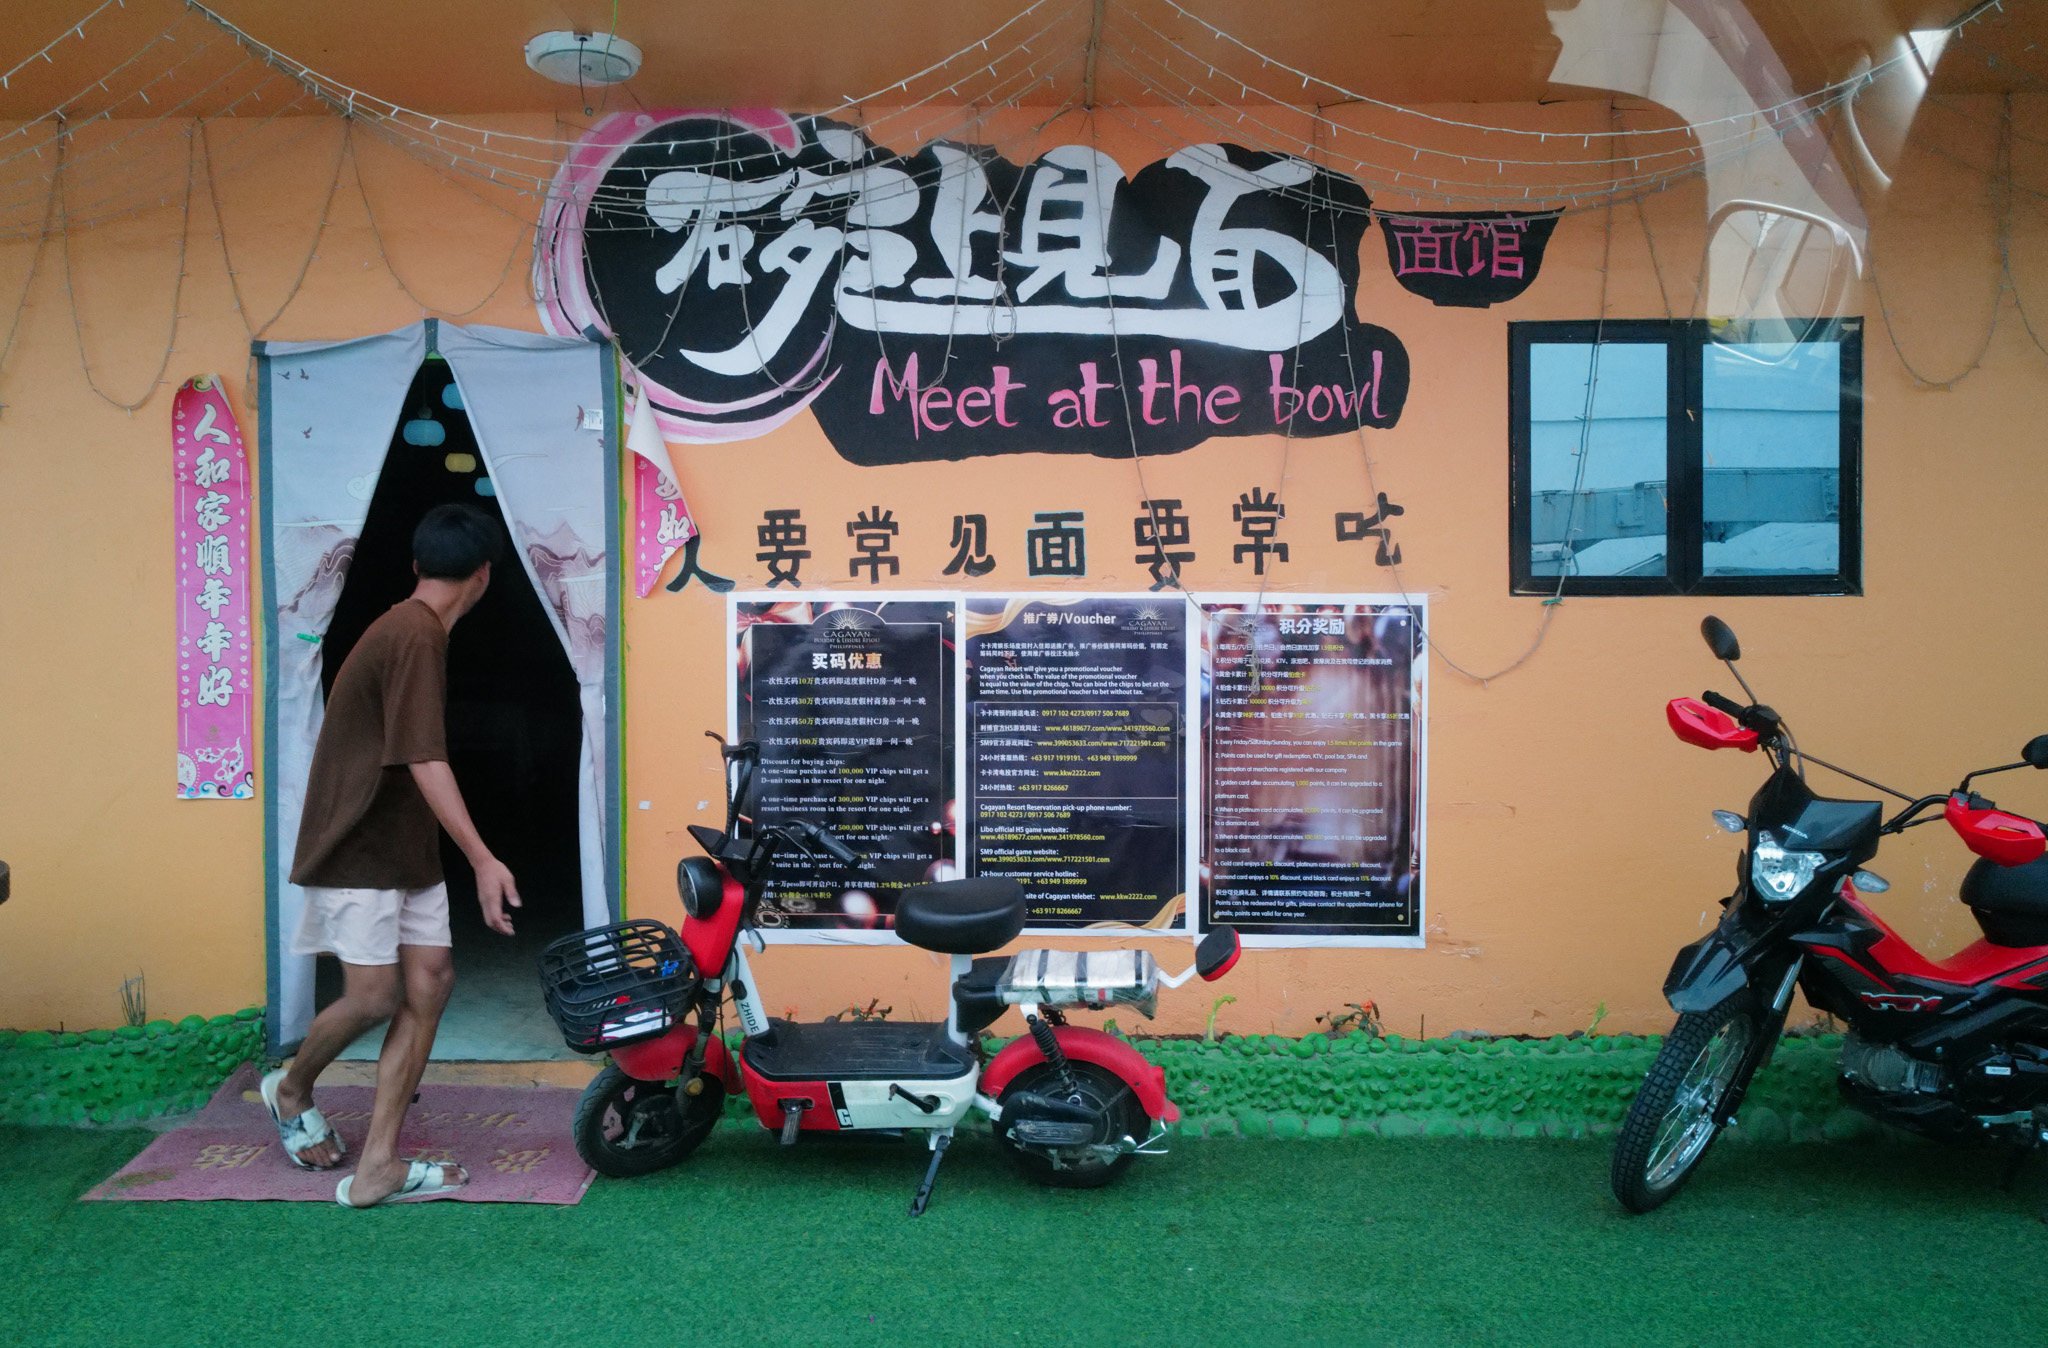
[997,949,1160,1018]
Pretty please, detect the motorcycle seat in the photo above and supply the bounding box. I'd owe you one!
[1962,854,2048,947]
[894,878,1026,954]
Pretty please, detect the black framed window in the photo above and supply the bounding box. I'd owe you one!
[1509,318,1862,596]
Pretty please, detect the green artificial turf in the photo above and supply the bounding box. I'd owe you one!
[3,1124,2044,1347]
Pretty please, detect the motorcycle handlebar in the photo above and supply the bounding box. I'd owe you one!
[1702,690,1746,719]
[1703,690,1784,740]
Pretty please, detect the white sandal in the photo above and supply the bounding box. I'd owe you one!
[335,1160,469,1208]
[259,1068,346,1170]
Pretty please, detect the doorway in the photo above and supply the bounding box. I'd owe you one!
[313,356,583,1060]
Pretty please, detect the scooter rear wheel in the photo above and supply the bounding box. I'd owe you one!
[1610,1003,1760,1213]
[992,1061,1148,1189]
[573,1064,724,1178]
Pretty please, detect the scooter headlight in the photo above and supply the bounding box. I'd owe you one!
[1749,830,1826,901]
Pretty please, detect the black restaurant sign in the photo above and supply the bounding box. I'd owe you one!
[538,110,1416,463]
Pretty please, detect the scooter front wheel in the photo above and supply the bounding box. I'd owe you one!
[992,1061,1148,1189]
[1610,1003,1761,1213]
[573,1064,724,1178]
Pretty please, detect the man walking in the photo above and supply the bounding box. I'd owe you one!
[261,503,522,1207]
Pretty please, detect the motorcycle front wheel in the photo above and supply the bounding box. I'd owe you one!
[1610,1002,1761,1213]
[572,1064,724,1178]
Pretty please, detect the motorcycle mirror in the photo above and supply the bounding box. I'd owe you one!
[1700,615,1741,663]
[2026,735,2048,769]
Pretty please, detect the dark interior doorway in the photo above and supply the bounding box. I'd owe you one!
[313,356,584,1060]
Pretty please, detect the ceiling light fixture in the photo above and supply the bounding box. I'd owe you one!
[523,30,642,86]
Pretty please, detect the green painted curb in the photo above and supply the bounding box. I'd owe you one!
[0,1009,264,1127]
[1140,1030,1859,1143]
[1,1010,1863,1142]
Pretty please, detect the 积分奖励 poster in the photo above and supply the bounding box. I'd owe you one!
[1198,597,1427,948]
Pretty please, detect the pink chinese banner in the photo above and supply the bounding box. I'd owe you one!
[634,450,693,597]
[174,374,255,800]
[627,378,728,596]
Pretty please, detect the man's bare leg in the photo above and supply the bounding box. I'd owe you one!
[345,944,463,1204]
[274,961,400,1169]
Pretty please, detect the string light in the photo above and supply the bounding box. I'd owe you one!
[1142,0,1951,144]
[0,52,274,223]
[0,0,127,92]
[201,114,347,339]
[181,0,1089,158]
[0,0,2034,428]
[348,129,533,318]
[55,120,196,412]
[1866,92,2015,389]
[0,170,58,409]
[0,19,191,153]
[1097,41,1869,211]
[1107,14,1868,182]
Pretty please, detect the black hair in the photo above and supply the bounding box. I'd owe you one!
[412,503,500,579]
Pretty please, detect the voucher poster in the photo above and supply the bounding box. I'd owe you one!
[1200,598,1426,946]
[730,596,957,938]
[965,597,1192,931]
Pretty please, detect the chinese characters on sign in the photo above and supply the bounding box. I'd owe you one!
[1201,600,1426,943]
[173,376,254,800]
[966,598,1188,929]
[730,593,1426,946]
[738,496,1407,590]
[538,111,1414,464]
[733,599,957,931]
[1379,211,1560,308]
[640,452,734,596]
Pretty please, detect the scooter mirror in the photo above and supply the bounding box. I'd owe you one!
[1700,615,1741,663]
[2024,734,2048,769]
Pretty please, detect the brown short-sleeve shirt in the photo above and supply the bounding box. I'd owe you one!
[290,599,450,889]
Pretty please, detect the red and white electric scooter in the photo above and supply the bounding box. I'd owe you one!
[541,734,1241,1214]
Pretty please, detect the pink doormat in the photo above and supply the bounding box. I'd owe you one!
[83,1064,596,1205]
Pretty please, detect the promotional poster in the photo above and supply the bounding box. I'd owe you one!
[1200,599,1427,946]
[731,592,1424,945]
[964,596,1191,930]
[730,596,959,935]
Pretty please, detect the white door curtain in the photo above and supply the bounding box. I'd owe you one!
[258,319,621,1051]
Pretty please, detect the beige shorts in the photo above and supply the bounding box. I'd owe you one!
[291,883,451,966]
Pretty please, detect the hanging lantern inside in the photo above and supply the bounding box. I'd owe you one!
[523,31,642,86]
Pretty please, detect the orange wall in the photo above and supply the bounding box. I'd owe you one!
[3,101,2045,1037]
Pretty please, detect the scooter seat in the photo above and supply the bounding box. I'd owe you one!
[1963,854,2048,946]
[895,878,1026,954]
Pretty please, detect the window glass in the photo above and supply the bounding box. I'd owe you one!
[1527,342,1668,579]
[1700,339,1841,576]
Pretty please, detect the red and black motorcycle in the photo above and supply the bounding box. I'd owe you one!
[1613,615,2048,1212]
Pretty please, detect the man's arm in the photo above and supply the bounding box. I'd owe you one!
[409,760,521,936]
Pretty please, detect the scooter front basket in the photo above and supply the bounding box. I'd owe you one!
[997,948,1159,1018]
[537,919,697,1053]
